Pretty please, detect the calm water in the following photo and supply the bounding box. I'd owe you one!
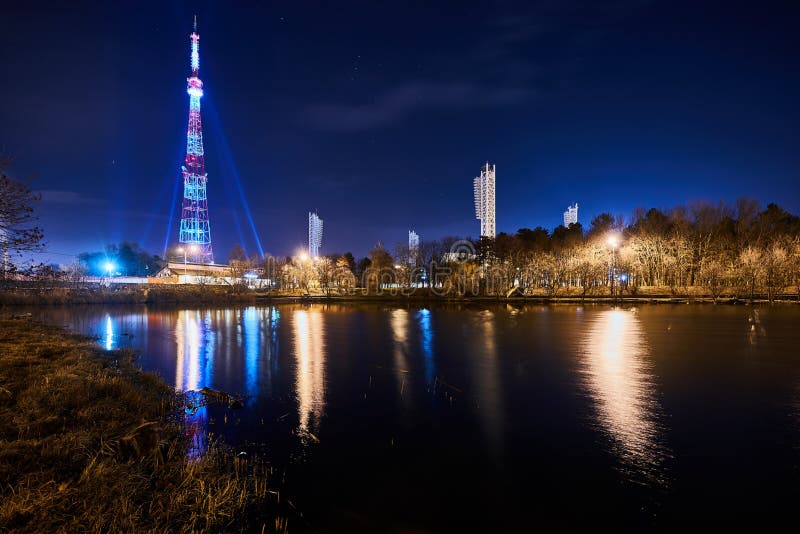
[31,304,800,529]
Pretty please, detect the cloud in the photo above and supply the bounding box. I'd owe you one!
[36,190,102,206]
[305,81,533,132]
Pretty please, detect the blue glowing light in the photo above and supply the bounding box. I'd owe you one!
[104,315,114,350]
[620,274,628,282]
[417,309,434,385]
[243,307,260,397]
[104,262,116,275]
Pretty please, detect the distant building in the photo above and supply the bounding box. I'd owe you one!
[563,203,579,227]
[474,162,496,238]
[308,212,323,258]
[408,230,419,264]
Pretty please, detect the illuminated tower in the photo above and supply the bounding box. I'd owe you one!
[563,203,579,227]
[473,162,496,238]
[178,17,214,263]
[309,212,323,258]
[408,230,419,264]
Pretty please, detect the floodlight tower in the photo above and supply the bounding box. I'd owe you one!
[473,162,496,238]
[178,17,214,263]
[309,212,323,258]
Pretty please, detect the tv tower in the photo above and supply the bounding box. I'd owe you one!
[178,17,214,263]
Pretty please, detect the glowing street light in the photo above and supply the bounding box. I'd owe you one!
[104,261,116,277]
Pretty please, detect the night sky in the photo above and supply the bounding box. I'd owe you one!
[1,0,798,264]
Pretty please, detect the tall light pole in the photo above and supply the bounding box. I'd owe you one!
[176,247,187,276]
[607,235,619,298]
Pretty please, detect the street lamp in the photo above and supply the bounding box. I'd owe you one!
[607,234,619,298]
[176,247,187,276]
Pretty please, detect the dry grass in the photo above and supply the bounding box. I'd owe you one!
[0,285,258,306]
[0,317,286,533]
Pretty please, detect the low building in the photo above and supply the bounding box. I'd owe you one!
[156,261,233,284]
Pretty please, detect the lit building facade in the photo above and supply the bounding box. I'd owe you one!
[308,212,323,258]
[474,162,496,238]
[564,203,579,227]
[408,230,419,264]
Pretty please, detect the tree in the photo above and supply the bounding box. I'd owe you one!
[587,213,616,239]
[78,242,164,277]
[0,167,45,278]
[228,243,247,263]
[366,244,394,292]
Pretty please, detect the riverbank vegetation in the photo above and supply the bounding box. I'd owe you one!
[2,159,798,303]
[263,200,800,302]
[0,317,284,532]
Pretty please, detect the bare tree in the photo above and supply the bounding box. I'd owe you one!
[0,168,45,279]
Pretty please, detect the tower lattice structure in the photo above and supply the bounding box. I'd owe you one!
[178,18,214,263]
[473,162,496,238]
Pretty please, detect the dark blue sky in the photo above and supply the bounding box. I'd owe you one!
[1,0,798,263]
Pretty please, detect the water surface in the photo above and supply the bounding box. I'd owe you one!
[32,304,800,529]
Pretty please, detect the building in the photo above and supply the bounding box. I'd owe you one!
[563,203,579,227]
[408,230,419,264]
[178,18,214,263]
[473,162,496,238]
[309,212,323,258]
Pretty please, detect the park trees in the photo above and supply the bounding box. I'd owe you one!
[0,166,44,278]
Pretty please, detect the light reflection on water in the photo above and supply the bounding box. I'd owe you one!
[31,303,800,527]
[580,308,667,483]
[390,309,411,401]
[469,310,503,457]
[294,308,326,435]
[417,309,434,385]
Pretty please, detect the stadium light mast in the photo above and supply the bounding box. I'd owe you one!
[178,16,214,263]
[473,162,496,238]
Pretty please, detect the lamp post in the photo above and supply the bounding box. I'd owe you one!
[176,247,187,276]
[607,235,619,298]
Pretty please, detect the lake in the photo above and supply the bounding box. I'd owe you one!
[31,303,800,530]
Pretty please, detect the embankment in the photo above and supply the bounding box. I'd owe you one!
[0,317,286,533]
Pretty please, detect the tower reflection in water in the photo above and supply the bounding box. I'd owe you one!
[174,307,281,457]
[580,308,667,483]
[468,310,503,458]
[390,309,411,403]
[294,308,326,436]
[175,310,215,457]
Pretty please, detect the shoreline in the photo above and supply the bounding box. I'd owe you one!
[1,284,798,307]
[0,317,286,532]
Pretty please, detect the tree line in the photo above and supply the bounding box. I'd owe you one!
[2,159,798,300]
[250,199,800,300]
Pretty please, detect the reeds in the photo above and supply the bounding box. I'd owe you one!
[0,318,285,533]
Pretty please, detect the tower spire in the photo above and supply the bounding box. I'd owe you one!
[178,18,214,263]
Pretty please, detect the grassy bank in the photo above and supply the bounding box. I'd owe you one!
[0,317,285,532]
[255,286,800,304]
